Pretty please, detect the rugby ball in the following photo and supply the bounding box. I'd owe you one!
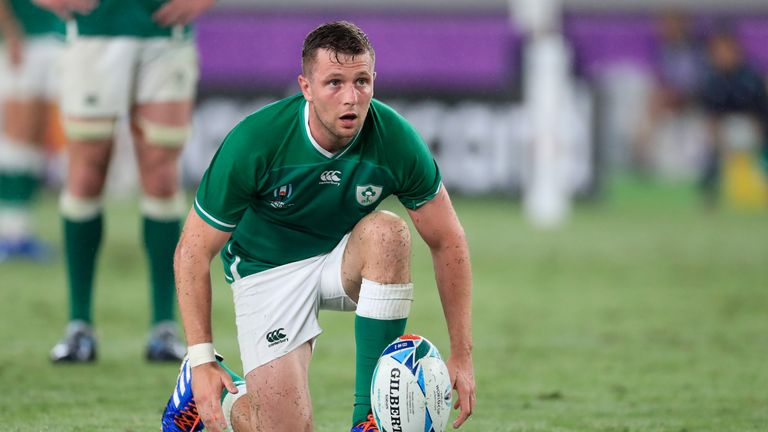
[371,334,452,432]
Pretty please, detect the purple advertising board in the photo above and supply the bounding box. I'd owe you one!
[195,11,768,95]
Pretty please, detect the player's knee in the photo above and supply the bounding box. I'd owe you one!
[63,118,115,141]
[140,193,186,220]
[357,210,411,255]
[59,191,102,221]
[137,117,189,148]
[141,172,179,197]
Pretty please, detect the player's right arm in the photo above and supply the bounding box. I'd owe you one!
[174,209,238,432]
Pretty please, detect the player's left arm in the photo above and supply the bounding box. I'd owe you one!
[407,186,476,429]
[152,0,215,27]
[0,0,23,66]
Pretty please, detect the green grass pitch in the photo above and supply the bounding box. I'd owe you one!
[1,179,766,431]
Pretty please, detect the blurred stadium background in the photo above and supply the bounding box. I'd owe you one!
[2,0,768,431]
[88,0,768,214]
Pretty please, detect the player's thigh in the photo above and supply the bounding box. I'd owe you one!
[0,38,60,143]
[244,342,313,431]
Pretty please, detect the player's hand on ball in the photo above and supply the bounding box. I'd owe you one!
[190,362,239,432]
[446,353,476,428]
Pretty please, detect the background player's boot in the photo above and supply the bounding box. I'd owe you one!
[146,321,186,362]
[14,235,53,262]
[351,412,380,432]
[0,235,52,263]
[50,320,97,363]
[0,238,13,262]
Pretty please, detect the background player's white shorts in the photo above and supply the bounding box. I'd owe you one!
[0,37,61,100]
[60,34,198,118]
[231,234,357,375]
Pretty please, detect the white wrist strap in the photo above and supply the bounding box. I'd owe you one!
[188,343,216,367]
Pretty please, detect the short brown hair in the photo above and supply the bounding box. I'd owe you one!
[301,21,375,75]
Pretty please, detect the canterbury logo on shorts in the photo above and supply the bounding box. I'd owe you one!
[266,328,288,347]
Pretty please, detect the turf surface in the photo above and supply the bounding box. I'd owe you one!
[1,179,766,431]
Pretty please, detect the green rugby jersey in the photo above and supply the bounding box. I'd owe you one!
[8,0,62,37]
[69,0,190,38]
[195,93,442,281]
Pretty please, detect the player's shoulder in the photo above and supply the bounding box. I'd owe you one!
[239,94,304,130]
[369,98,408,125]
[368,98,421,143]
[223,94,304,149]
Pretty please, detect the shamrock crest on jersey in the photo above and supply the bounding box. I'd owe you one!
[356,185,383,206]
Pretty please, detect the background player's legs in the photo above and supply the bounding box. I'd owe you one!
[0,97,49,261]
[340,211,413,427]
[238,342,313,432]
[52,116,115,362]
[132,101,191,361]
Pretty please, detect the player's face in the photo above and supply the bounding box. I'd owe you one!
[299,49,375,152]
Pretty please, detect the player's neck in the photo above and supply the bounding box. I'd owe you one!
[307,108,350,154]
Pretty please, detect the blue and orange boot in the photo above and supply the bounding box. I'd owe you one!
[161,355,203,432]
[351,412,380,432]
[161,354,245,432]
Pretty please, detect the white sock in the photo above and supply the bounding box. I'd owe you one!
[222,382,248,431]
[355,278,414,320]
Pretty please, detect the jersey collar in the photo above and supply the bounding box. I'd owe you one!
[303,101,361,160]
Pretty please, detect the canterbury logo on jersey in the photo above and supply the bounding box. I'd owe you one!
[266,328,288,347]
[319,170,342,185]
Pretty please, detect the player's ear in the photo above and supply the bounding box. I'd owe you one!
[298,74,312,102]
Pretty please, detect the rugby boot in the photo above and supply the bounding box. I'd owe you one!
[50,320,97,363]
[147,321,186,362]
[162,353,243,432]
[161,355,203,432]
[351,412,380,432]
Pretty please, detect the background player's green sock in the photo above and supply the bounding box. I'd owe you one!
[143,216,180,324]
[352,279,413,426]
[61,193,104,324]
[63,214,103,323]
[0,143,44,240]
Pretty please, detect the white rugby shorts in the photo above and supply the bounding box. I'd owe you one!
[59,33,198,117]
[0,36,62,100]
[230,234,357,375]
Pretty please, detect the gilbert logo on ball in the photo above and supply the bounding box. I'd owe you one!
[371,334,452,432]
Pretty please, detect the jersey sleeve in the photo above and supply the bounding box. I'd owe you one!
[194,123,261,232]
[393,121,443,210]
